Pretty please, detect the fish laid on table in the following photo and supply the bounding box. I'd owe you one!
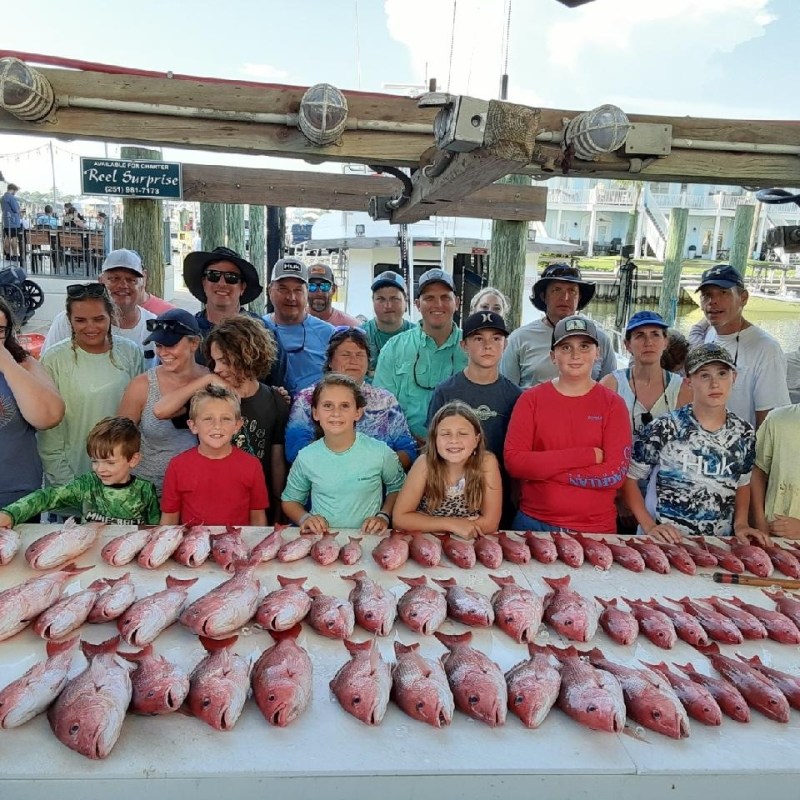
[100,527,152,567]
[604,540,646,572]
[551,532,584,568]
[0,637,78,729]
[119,643,190,715]
[441,533,476,569]
[435,631,507,727]
[172,525,213,568]
[407,533,441,567]
[640,598,710,648]
[474,534,503,569]
[87,574,136,623]
[699,596,768,640]
[642,661,722,727]
[250,524,287,564]
[664,596,743,645]
[137,524,186,569]
[497,531,531,564]
[254,575,311,632]
[524,532,558,564]
[489,573,544,644]
[0,562,93,642]
[698,538,744,574]
[311,531,341,566]
[729,542,773,578]
[673,661,750,723]
[574,533,613,571]
[0,528,22,565]
[251,625,313,727]
[650,539,696,575]
[625,600,678,650]
[542,575,599,643]
[342,570,397,636]
[339,536,363,566]
[372,531,409,571]
[696,643,790,723]
[392,641,454,728]
[505,645,561,729]
[277,532,318,563]
[397,575,447,635]
[736,654,800,711]
[546,643,625,733]
[25,519,105,571]
[595,597,639,646]
[627,538,670,574]
[48,636,133,759]
[330,638,392,726]
[180,560,260,638]
[306,586,355,640]
[725,596,800,644]
[209,526,249,572]
[587,648,690,739]
[187,635,251,731]
[762,588,800,629]
[763,544,800,579]
[678,539,718,568]
[117,575,198,647]
[433,577,494,627]
[33,582,106,640]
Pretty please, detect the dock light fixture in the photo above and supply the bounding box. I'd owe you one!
[563,104,630,161]
[298,83,349,146]
[0,57,55,122]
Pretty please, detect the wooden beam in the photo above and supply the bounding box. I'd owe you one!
[181,164,547,221]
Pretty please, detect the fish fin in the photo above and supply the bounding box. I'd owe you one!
[368,640,382,674]
[726,596,744,607]
[432,577,456,589]
[640,660,670,674]
[693,642,719,656]
[61,562,95,576]
[585,647,606,662]
[527,642,552,657]
[761,589,781,602]
[307,586,322,598]
[268,623,303,643]
[434,631,472,649]
[542,575,570,590]
[277,575,307,588]
[489,574,515,587]
[81,635,120,660]
[225,525,243,536]
[343,638,374,656]
[348,536,362,544]
[594,596,614,608]
[118,643,153,663]
[46,636,79,658]
[393,640,420,657]
[166,575,199,589]
[672,661,696,676]
[199,634,238,652]
[736,653,761,666]
[341,570,367,582]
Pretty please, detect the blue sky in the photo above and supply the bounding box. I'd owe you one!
[1,0,797,192]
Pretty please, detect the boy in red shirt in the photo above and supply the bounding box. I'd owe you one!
[161,384,268,526]
[505,315,631,533]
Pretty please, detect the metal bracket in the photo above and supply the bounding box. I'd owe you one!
[368,195,396,221]
[624,123,672,156]
[418,94,490,153]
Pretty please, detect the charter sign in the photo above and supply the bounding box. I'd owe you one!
[80,157,183,199]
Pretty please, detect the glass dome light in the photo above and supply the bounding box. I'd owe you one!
[298,83,349,147]
[0,57,55,122]
[564,104,630,161]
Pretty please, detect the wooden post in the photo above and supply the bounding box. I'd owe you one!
[489,174,531,331]
[199,202,226,251]
[625,181,642,246]
[249,205,266,315]
[120,146,164,296]
[265,206,285,314]
[730,203,756,278]
[225,203,245,255]
[657,207,689,325]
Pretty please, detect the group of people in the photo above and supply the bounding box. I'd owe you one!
[0,243,798,547]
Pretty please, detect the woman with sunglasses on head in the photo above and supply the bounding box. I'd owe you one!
[117,309,208,495]
[37,283,144,514]
[0,297,65,512]
[285,327,417,469]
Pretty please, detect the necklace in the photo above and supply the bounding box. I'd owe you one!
[630,367,669,430]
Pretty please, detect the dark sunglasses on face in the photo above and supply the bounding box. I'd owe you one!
[67,283,108,299]
[203,269,242,285]
[308,281,333,293]
[146,318,197,337]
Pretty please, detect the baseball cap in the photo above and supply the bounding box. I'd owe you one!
[143,308,201,347]
[308,263,335,283]
[271,257,308,284]
[551,315,600,349]
[101,248,144,277]
[685,343,737,375]
[462,311,509,338]
[416,268,455,297]
[371,270,407,293]
[625,310,669,334]
[697,264,745,291]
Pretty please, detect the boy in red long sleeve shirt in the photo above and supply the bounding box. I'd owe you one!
[505,315,631,533]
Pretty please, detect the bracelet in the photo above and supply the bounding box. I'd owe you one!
[298,512,312,526]
[375,511,391,525]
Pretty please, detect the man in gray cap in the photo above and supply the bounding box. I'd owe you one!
[264,257,334,395]
[361,270,414,378]
[501,262,615,388]
[306,262,360,327]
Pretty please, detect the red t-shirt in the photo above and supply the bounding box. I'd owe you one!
[504,381,631,533]
[162,446,269,526]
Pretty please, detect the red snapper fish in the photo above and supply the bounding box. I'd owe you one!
[372,531,409,571]
[649,539,697,575]
[729,541,773,578]
[0,562,93,642]
[48,636,133,759]
[187,635,251,731]
[542,575,599,643]
[33,582,106,640]
[0,527,21,565]
[180,560,260,638]
[392,641,454,728]
[306,587,355,640]
[736,654,800,711]
[119,643,190,715]
[87,574,136,623]
[172,525,213,567]
[698,538,744,573]
[330,638,392,726]
[101,527,152,567]
[595,597,639,646]
[673,661,750,723]
[137,524,186,569]
[311,532,341,566]
[255,575,311,632]
[642,661,722,727]
[441,533,476,569]
[339,536,363,566]
[497,531,531,564]
[699,596,768,640]
[524,532,558,564]
[762,588,800,629]
[626,538,670,574]
[0,637,78,729]
[547,644,625,733]
[678,539,718,568]
[505,645,561,729]
[474,534,503,569]
[763,544,800,578]
[433,577,494,627]
[574,533,613,571]
[552,532,584,568]
[278,532,318,562]
[664,596,743,645]
[435,631,507,727]
[25,519,105,570]
[397,575,447,635]
[117,575,198,647]
[342,570,397,636]
[209,526,249,572]
[725,596,800,644]
[640,598,710,647]
[489,573,544,644]
[250,523,289,563]
[696,643,789,723]
[252,625,313,727]
[605,540,646,572]
[625,600,677,650]
[407,533,441,567]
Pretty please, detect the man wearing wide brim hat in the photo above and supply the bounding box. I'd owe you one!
[500,262,616,389]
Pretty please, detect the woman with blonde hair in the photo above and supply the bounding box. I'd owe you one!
[470,286,510,318]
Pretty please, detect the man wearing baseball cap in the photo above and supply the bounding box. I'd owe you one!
[361,270,414,378]
[305,263,360,327]
[263,257,334,395]
[373,268,467,440]
[500,262,616,388]
[623,342,767,545]
[688,264,789,428]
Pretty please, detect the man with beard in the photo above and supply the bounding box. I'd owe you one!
[306,263,360,327]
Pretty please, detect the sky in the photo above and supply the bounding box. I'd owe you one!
[0,0,797,195]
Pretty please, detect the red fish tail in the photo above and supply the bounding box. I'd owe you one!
[432,577,457,589]
[489,574,515,587]
[268,623,302,643]
[118,643,154,663]
[394,640,420,656]
[46,636,79,658]
[341,570,367,582]
[277,575,307,588]
[343,638,374,655]
[200,634,238,652]
[398,575,427,588]
[434,631,472,649]
[81,635,120,659]
[542,575,570,591]
[166,575,199,589]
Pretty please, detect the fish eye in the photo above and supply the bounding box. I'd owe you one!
[69,723,80,735]
[468,695,479,705]
[202,698,211,708]
[652,710,661,719]
[364,612,373,619]
[416,701,425,711]
[587,704,597,713]
[410,611,417,617]
[352,696,361,705]
[514,694,524,706]
[268,694,276,702]
[147,690,155,698]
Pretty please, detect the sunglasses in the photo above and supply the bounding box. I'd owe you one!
[543,265,581,279]
[308,281,333,293]
[146,318,197,337]
[66,283,108,299]
[413,349,455,391]
[333,325,367,338]
[203,269,242,285]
